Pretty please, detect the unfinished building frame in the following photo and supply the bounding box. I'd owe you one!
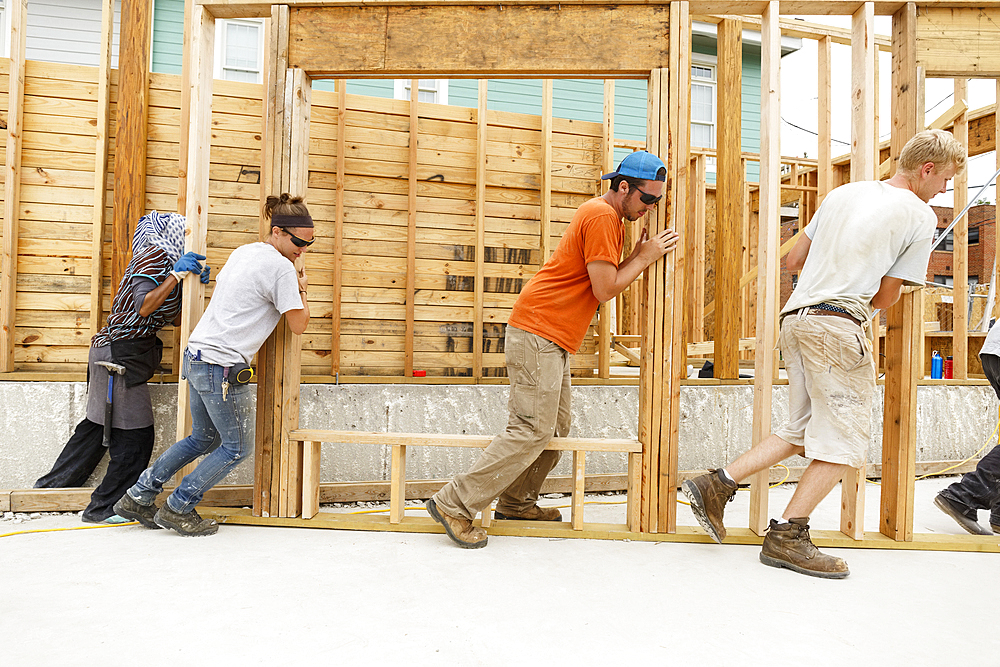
[3,1,999,553]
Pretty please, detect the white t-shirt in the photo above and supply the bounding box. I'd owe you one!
[781,180,937,324]
[188,242,303,366]
[981,319,1000,358]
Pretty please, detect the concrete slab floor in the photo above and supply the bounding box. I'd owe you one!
[2,477,997,666]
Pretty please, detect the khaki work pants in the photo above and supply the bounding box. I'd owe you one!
[433,326,571,520]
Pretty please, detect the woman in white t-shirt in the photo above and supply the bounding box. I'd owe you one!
[115,194,314,536]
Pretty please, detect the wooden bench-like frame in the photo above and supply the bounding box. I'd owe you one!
[289,430,642,531]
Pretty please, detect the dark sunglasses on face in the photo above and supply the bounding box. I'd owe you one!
[285,230,315,248]
[633,185,662,206]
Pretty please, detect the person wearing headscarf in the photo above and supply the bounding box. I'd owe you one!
[34,211,210,524]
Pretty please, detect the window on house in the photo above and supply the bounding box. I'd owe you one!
[970,226,980,245]
[934,228,954,252]
[216,19,264,83]
[934,275,954,287]
[394,79,449,105]
[691,58,716,172]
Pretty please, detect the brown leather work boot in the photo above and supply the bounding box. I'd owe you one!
[681,469,737,543]
[426,498,488,549]
[153,505,219,537]
[494,504,563,521]
[759,518,849,579]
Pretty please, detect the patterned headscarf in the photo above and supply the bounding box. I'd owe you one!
[132,211,187,264]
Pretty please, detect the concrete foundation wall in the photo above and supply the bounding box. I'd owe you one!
[2,382,996,489]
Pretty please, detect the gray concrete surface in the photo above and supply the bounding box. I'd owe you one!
[2,381,997,489]
[2,477,997,665]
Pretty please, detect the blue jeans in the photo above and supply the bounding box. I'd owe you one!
[128,350,254,514]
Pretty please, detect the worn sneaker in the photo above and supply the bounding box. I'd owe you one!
[759,517,849,579]
[426,498,488,549]
[933,493,992,536]
[682,469,737,543]
[494,504,563,521]
[154,505,219,537]
[112,494,162,530]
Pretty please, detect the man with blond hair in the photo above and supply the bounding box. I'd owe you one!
[683,129,967,578]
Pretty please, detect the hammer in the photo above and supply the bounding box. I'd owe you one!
[95,360,126,447]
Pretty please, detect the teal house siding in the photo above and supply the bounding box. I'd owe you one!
[151,0,184,75]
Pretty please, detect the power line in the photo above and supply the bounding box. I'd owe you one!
[786,94,956,145]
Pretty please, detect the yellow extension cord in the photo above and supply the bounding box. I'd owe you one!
[5,406,998,537]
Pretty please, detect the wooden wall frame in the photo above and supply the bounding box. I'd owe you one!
[166,0,1000,551]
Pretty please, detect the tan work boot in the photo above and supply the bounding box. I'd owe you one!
[681,469,737,543]
[494,504,563,522]
[759,518,849,579]
[426,498,488,549]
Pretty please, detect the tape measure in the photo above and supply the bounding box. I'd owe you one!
[231,363,255,385]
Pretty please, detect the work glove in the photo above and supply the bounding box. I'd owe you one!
[200,265,211,284]
[173,252,205,275]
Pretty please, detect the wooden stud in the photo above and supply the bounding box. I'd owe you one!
[474,80,487,380]
[987,80,1000,332]
[603,80,615,193]
[251,5,287,514]
[389,444,407,523]
[572,450,586,530]
[404,79,418,377]
[302,440,321,519]
[112,0,154,295]
[952,78,969,379]
[881,1,920,542]
[748,0,781,537]
[480,500,493,528]
[840,0,876,541]
[331,82,346,376]
[173,4,215,483]
[1,0,26,372]
[170,0,196,377]
[540,79,553,263]
[658,2,690,533]
[638,69,661,532]
[817,36,833,203]
[714,18,743,380]
[599,78,614,379]
[255,5,315,519]
[278,67,311,518]
[89,0,115,339]
[626,451,641,531]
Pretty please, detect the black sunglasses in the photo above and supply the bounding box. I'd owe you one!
[633,185,662,206]
[285,230,315,248]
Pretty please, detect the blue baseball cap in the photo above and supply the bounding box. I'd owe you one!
[600,150,666,181]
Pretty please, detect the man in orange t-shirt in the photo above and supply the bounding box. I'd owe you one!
[427,151,679,548]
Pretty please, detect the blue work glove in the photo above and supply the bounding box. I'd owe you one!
[173,252,205,275]
[200,265,211,284]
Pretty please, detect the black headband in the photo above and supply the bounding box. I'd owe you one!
[271,214,314,228]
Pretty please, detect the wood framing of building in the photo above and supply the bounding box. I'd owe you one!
[2,0,998,552]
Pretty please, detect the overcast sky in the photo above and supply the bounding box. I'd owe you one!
[778,15,997,208]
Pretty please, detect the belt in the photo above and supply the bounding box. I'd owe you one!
[796,305,861,327]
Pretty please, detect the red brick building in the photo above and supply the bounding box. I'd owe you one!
[926,204,996,287]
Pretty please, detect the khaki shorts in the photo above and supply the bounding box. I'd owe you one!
[774,308,875,468]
